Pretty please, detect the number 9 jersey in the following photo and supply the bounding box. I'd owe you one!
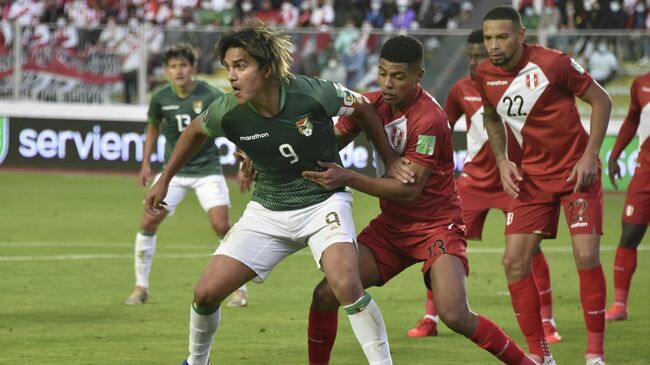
[201,75,360,211]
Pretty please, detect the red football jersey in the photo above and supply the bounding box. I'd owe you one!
[473,44,594,179]
[337,85,463,226]
[446,75,522,190]
[612,72,650,172]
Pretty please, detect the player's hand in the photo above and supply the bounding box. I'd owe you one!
[302,161,349,190]
[144,180,168,216]
[386,155,415,184]
[607,156,621,190]
[497,159,522,198]
[236,170,252,193]
[567,153,598,193]
[138,165,152,187]
[234,151,257,181]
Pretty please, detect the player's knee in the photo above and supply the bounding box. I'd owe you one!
[573,249,600,268]
[620,227,645,248]
[312,281,339,310]
[438,305,471,334]
[141,214,162,232]
[193,282,225,308]
[327,276,364,306]
[501,254,529,277]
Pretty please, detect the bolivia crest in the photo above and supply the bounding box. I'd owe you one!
[192,100,204,114]
[295,117,313,137]
[525,72,539,90]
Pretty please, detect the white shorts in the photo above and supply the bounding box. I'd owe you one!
[153,173,230,215]
[214,192,357,283]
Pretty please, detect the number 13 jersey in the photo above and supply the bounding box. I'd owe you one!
[473,44,595,179]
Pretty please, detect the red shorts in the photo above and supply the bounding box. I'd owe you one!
[357,215,468,289]
[457,176,512,240]
[505,171,604,238]
[622,167,650,225]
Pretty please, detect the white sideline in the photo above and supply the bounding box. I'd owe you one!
[0,242,646,262]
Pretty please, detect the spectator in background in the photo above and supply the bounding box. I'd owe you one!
[392,0,417,30]
[335,18,360,54]
[0,15,12,53]
[279,0,299,29]
[215,0,238,26]
[366,0,385,28]
[297,0,313,27]
[320,54,347,85]
[53,16,79,50]
[310,0,335,27]
[24,15,51,51]
[196,0,220,26]
[118,19,140,103]
[256,0,282,27]
[342,39,366,89]
[98,16,126,52]
[8,0,43,27]
[588,40,618,86]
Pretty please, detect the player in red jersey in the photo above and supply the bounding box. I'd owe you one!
[474,6,612,365]
[406,29,562,345]
[303,35,538,365]
[605,71,650,321]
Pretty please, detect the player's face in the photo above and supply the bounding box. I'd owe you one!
[467,43,487,76]
[483,19,525,69]
[165,57,196,89]
[224,47,269,105]
[377,58,423,108]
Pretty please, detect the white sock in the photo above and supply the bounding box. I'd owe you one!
[238,284,247,293]
[424,314,439,323]
[344,293,392,365]
[134,232,156,288]
[187,305,220,365]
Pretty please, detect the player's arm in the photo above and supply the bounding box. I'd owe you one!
[140,122,160,187]
[303,160,431,203]
[144,117,208,215]
[334,124,358,150]
[348,98,415,184]
[570,81,612,192]
[608,80,640,189]
[483,104,522,197]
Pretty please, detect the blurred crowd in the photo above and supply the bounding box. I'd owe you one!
[515,0,650,30]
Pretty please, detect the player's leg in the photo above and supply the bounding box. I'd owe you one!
[607,171,649,321]
[429,254,538,365]
[308,243,383,365]
[606,222,646,320]
[319,242,391,365]
[186,254,257,365]
[125,174,186,305]
[531,247,562,343]
[503,233,552,363]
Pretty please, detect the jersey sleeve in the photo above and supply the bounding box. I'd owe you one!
[403,111,447,169]
[200,94,235,137]
[295,75,364,118]
[444,83,464,128]
[552,53,593,96]
[147,92,162,125]
[335,115,361,135]
[472,71,493,109]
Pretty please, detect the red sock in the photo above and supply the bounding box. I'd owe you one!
[469,315,537,365]
[425,289,437,317]
[531,251,553,321]
[578,265,606,356]
[308,306,338,365]
[613,247,637,306]
[508,275,549,360]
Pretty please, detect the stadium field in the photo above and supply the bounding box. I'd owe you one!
[1,171,648,364]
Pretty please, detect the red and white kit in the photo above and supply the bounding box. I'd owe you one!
[473,44,603,238]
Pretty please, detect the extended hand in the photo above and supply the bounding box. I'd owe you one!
[144,181,168,216]
[234,151,257,181]
[302,161,349,190]
[607,157,621,190]
[138,165,152,188]
[386,155,415,184]
[567,153,598,193]
[498,159,522,198]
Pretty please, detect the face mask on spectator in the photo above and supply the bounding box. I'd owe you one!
[282,2,292,11]
[56,18,66,27]
[598,43,608,52]
[328,59,337,69]
[242,1,253,12]
[609,1,620,12]
[371,0,381,11]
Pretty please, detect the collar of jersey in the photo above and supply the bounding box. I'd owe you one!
[246,83,287,118]
[171,80,199,100]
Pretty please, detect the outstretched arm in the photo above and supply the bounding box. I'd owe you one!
[144,118,208,215]
[139,123,160,187]
[570,81,611,192]
[483,105,522,198]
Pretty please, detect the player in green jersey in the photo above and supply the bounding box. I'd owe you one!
[144,21,414,365]
[124,44,248,308]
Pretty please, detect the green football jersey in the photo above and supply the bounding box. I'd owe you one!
[148,80,224,176]
[201,75,358,211]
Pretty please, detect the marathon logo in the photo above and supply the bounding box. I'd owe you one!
[239,132,270,141]
[570,222,589,228]
[487,80,508,86]
[463,96,482,101]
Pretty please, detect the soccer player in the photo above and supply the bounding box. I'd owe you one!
[605,71,650,321]
[407,30,562,345]
[304,35,539,365]
[123,44,248,308]
[474,6,612,365]
[144,21,414,365]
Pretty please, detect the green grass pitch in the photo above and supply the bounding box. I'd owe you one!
[0,171,648,364]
